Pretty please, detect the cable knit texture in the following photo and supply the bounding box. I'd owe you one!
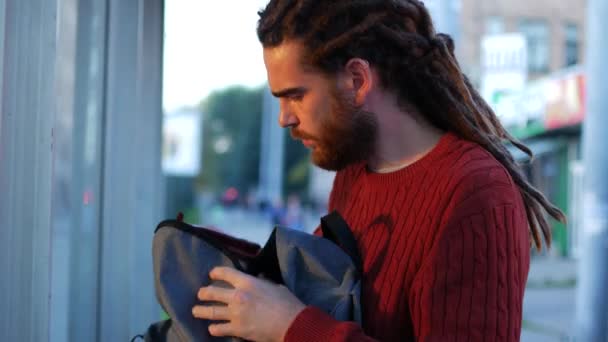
[284,132,531,342]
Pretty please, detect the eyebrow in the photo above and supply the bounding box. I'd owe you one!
[271,87,307,98]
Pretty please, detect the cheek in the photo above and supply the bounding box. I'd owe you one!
[307,97,332,127]
[295,101,322,136]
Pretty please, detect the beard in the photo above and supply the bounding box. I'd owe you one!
[291,85,378,171]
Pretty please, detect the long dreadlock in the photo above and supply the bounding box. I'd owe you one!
[257,0,566,251]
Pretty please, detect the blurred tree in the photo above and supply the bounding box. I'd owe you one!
[284,136,310,198]
[196,85,311,201]
[198,86,264,196]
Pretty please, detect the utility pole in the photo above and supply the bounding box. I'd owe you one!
[575,0,608,340]
[258,86,285,205]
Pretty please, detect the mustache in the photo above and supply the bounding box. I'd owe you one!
[290,128,317,141]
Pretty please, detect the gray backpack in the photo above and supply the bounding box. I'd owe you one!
[135,211,362,342]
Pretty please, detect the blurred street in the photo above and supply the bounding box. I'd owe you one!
[522,287,575,342]
[197,206,320,245]
[522,258,578,341]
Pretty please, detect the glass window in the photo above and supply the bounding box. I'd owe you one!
[564,23,579,66]
[486,16,505,35]
[519,19,551,73]
[50,0,107,340]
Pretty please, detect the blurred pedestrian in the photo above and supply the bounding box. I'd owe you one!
[284,194,304,231]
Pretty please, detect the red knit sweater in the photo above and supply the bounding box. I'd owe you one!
[285,133,531,341]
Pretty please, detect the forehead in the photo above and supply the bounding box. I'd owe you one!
[263,41,325,91]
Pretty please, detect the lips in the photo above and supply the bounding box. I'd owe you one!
[302,139,315,148]
[291,129,316,148]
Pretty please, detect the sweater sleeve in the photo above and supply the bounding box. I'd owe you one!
[284,306,377,342]
[409,196,531,341]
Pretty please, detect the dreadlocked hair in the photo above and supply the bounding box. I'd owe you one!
[257,0,567,251]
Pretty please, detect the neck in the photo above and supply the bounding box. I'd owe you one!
[366,98,444,173]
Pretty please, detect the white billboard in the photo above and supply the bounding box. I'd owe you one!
[481,33,528,120]
[162,110,202,176]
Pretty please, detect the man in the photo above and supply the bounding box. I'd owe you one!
[192,1,566,341]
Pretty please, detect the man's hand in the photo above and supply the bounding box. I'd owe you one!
[192,267,306,342]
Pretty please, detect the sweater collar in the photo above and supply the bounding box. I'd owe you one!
[359,132,460,186]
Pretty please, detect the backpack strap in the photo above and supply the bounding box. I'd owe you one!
[321,211,363,273]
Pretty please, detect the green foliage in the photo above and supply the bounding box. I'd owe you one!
[197,85,264,195]
[182,207,200,224]
[284,136,310,196]
[196,85,312,199]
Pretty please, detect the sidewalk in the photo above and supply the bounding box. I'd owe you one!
[522,257,578,342]
[526,257,578,288]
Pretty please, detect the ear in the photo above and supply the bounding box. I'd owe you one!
[341,58,374,106]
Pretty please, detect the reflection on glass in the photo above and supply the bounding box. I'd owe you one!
[50,1,106,341]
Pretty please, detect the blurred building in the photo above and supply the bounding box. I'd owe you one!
[450,0,588,258]
[496,66,585,259]
[423,0,588,258]
[458,0,587,84]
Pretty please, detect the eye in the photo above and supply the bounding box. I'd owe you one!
[289,94,304,102]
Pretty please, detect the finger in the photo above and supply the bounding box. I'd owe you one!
[208,322,234,337]
[192,305,230,321]
[197,286,233,303]
[210,267,255,287]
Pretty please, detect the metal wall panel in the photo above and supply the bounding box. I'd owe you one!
[99,0,164,340]
[129,0,165,334]
[0,0,164,340]
[0,0,5,134]
[50,1,79,341]
[57,0,108,341]
[0,0,59,341]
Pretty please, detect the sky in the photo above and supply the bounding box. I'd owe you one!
[163,0,271,112]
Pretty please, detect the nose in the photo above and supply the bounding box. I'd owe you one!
[278,102,299,128]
